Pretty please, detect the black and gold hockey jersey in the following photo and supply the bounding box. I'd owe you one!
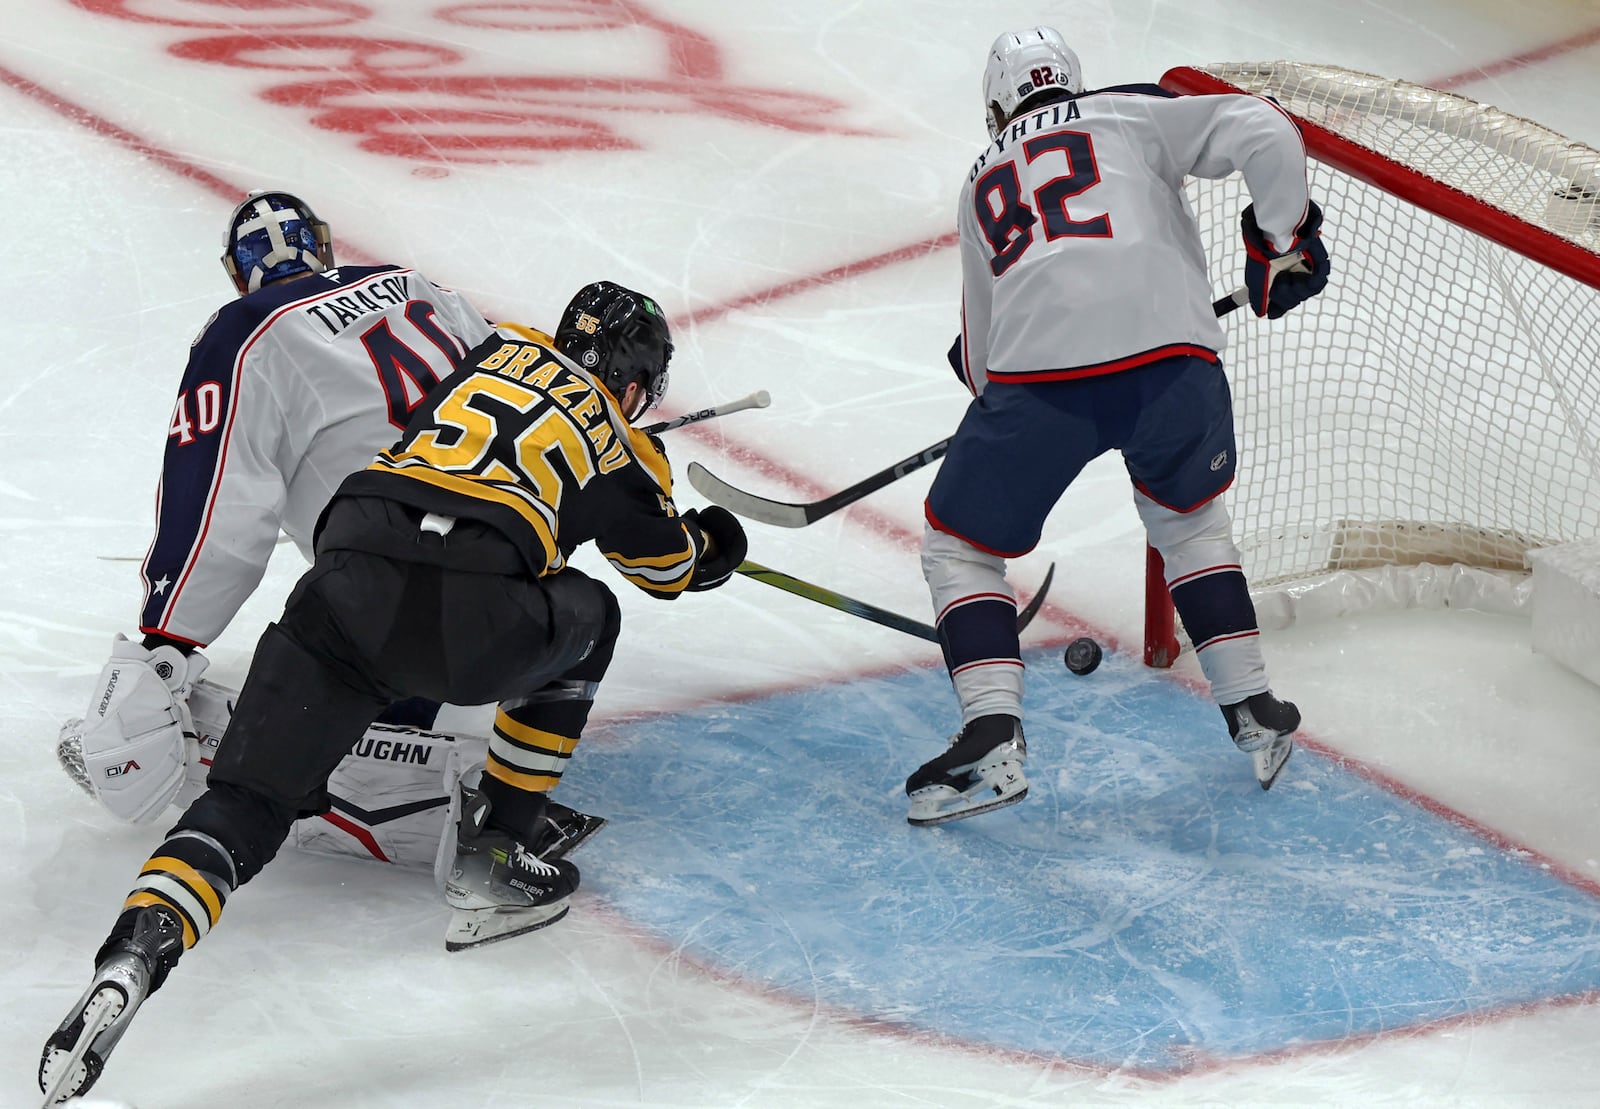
[334,324,704,598]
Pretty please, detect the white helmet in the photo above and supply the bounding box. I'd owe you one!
[982,26,1084,140]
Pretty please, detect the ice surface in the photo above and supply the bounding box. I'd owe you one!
[5,2,1600,1106]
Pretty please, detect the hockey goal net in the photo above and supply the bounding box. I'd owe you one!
[1144,62,1600,667]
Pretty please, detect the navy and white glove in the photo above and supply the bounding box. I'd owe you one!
[683,506,748,592]
[1241,200,1330,319]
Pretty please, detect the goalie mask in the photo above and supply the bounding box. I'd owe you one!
[555,281,673,419]
[982,26,1084,140]
[222,190,334,295]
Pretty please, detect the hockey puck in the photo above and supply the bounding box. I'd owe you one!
[1064,636,1103,675]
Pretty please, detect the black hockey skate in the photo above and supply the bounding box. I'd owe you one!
[444,784,581,952]
[39,905,184,1105]
[1222,692,1301,791]
[905,714,1028,827]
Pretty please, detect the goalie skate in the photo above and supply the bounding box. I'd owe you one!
[905,715,1028,827]
[1222,692,1301,791]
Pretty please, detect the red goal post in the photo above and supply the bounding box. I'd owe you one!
[1144,63,1600,667]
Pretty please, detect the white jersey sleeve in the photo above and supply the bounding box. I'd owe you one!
[955,86,1309,391]
[139,266,495,645]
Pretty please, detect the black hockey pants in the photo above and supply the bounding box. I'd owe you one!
[183,495,620,885]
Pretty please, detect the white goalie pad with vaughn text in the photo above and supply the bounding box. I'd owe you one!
[61,678,488,870]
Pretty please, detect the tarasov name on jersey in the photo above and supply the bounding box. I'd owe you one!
[301,270,417,337]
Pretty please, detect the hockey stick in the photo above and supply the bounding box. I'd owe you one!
[688,439,950,528]
[641,389,771,435]
[688,291,1250,529]
[735,559,1055,643]
[1213,286,1249,316]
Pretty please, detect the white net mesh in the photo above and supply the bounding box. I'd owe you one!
[1169,63,1600,587]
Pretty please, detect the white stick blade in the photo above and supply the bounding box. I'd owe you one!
[685,463,811,527]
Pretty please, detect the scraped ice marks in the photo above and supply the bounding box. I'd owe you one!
[72,0,877,167]
[565,647,1600,1072]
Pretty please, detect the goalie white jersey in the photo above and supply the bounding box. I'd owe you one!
[140,266,495,646]
[954,85,1311,392]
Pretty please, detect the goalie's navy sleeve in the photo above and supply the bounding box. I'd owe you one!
[139,266,495,645]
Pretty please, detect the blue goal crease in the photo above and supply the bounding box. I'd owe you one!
[565,646,1600,1071]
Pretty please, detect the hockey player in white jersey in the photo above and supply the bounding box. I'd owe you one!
[60,192,601,866]
[63,190,495,827]
[906,28,1330,826]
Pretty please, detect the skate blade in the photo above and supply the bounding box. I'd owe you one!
[907,784,1029,827]
[39,987,126,1107]
[540,810,606,862]
[445,902,570,952]
[1253,736,1294,791]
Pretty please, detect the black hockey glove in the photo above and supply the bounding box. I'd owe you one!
[1241,200,1330,319]
[683,506,748,592]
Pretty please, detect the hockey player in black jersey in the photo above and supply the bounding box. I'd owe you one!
[39,281,748,1105]
[60,190,606,867]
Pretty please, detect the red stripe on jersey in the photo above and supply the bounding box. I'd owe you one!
[991,343,1219,384]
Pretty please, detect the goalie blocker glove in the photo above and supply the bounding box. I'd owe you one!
[1241,199,1330,319]
[683,505,748,591]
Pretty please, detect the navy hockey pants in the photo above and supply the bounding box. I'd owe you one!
[925,354,1238,556]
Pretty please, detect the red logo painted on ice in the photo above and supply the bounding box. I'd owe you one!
[70,1,877,167]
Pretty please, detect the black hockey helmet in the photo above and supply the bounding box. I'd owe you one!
[554,281,673,416]
[222,190,334,295]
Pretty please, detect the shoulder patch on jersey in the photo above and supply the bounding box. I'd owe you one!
[191,308,221,348]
